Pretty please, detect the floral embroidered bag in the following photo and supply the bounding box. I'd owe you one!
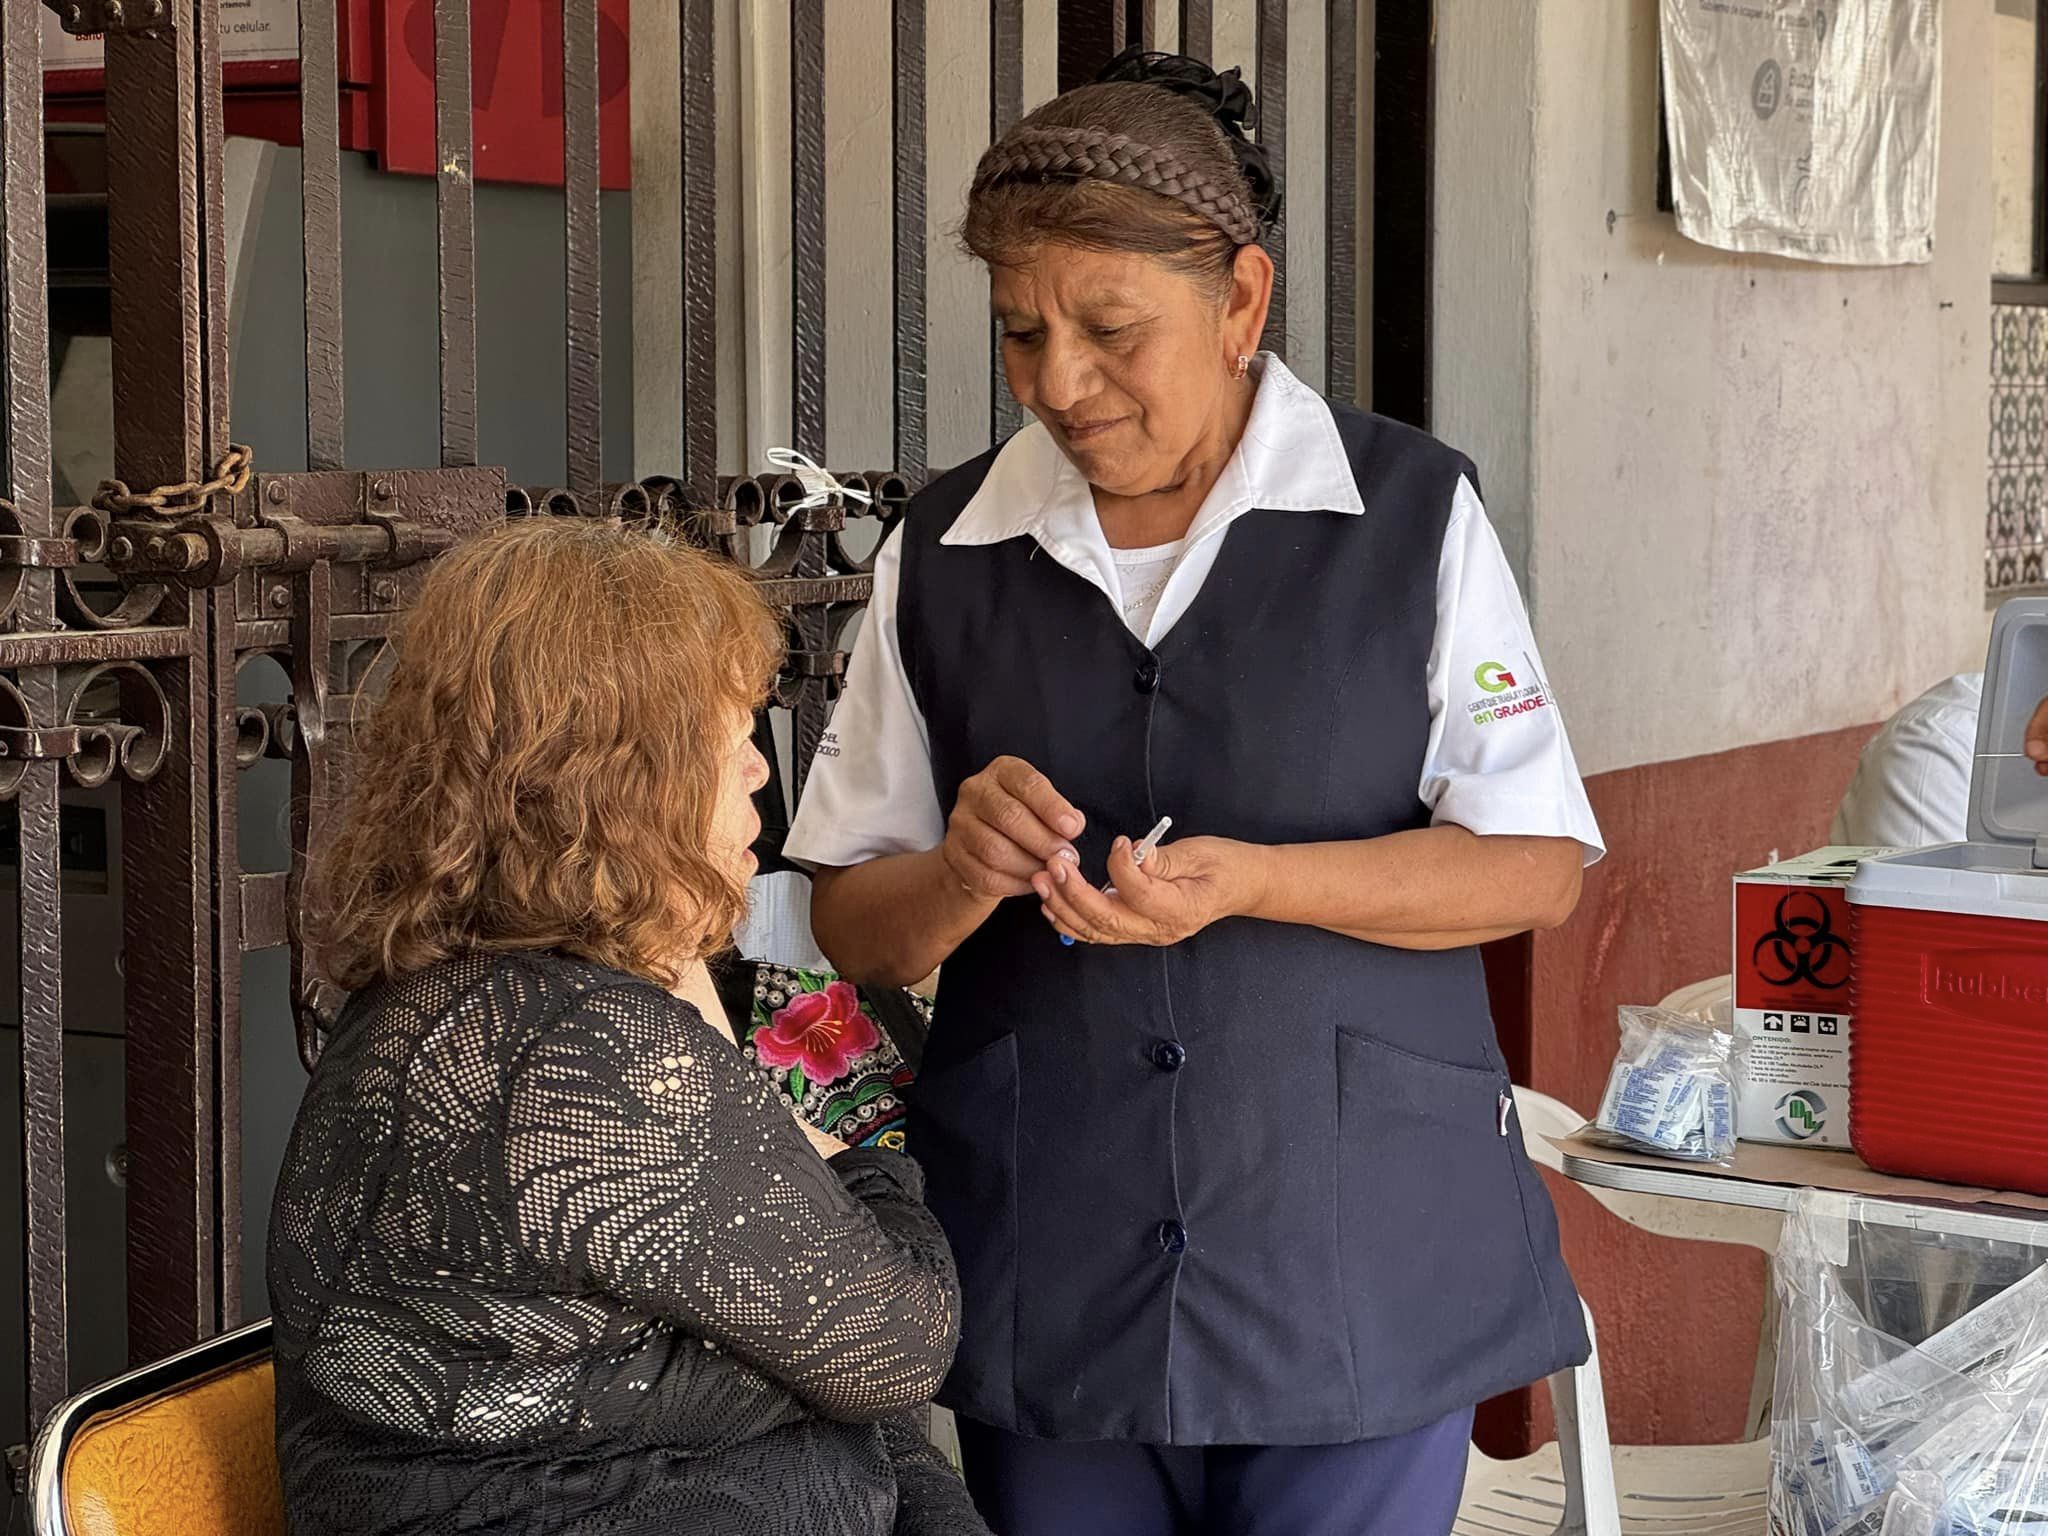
[713,731,935,1150]
[726,965,931,1151]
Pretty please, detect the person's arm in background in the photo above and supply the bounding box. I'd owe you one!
[1833,676,1981,848]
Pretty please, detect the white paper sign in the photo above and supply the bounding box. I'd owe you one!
[1660,0,1941,266]
[42,0,299,72]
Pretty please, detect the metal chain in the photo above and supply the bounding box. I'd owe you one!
[92,443,254,518]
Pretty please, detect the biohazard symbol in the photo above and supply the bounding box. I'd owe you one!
[1751,891,1851,991]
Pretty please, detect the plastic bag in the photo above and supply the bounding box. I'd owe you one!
[1582,1005,1743,1165]
[1770,1190,2048,1536]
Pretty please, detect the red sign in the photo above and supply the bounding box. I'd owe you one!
[42,0,630,192]
[1734,881,1856,1013]
[376,0,632,190]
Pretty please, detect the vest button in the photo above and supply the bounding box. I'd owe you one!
[1150,1040,1186,1072]
[1156,1219,1188,1256]
[1133,658,1161,694]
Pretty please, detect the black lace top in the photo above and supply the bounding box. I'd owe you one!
[267,949,985,1536]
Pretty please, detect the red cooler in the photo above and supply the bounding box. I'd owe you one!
[1847,596,2048,1195]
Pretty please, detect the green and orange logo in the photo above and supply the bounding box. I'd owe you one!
[1474,661,1516,694]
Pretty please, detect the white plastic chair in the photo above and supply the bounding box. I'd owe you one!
[1456,977,1780,1536]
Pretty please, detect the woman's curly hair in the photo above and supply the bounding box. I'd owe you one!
[310,515,781,992]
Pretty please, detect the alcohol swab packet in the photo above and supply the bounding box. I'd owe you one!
[1584,1005,1745,1165]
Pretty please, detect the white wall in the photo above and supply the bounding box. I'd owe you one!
[1438,0,1995,779]
[1432,0,1538,583]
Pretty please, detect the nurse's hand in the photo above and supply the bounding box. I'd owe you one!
[943,756,1086,900]
[1031,835,1258,948]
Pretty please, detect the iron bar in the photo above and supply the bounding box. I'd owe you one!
[563,0,603,499]
[298,0,344,470]
[195,0,245,1331]
[1326,0,1358,401]
[435,0,478,466]
[892,0,928,483]
[0,627,196,669]
[285,562,331,1078]
[989,0,1025,444]
[107,515,458,588]
[1,0,68,1429]
[1180,0,1210,64]
[1257,0,1286,357]
[44,0,177,34]
[1054,0,1119,88]
[680,0,718,508]
[240,871,288,952]
[1372,0,1430,427]
[790,0,827,462]
[234,612,404,654]
[105,0,221,1366]
[756,573,873,610]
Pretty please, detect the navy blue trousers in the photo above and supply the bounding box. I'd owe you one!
[954,1407,1475,1536]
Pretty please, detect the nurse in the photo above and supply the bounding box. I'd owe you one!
[786,50,1604,1536]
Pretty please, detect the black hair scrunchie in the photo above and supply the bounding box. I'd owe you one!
[1095,46,1284,236]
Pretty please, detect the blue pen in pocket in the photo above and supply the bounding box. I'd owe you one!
[1061,816,1172,946]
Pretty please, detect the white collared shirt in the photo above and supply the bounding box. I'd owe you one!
[1830,672,1982,849]
[784,355,1604,869]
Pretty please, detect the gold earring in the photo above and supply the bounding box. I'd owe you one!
[1232,354,1251,381]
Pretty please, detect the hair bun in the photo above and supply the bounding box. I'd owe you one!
[1095,47,1282,235]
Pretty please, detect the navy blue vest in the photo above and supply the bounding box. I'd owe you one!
[901,402,1587,1446]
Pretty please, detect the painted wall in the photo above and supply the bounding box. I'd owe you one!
[1439,0,1993,781]
[1431,0,1537,581]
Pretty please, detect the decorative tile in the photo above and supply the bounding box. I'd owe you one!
[1988,305,2048,595]
[1995,390,2025,463]
[1994,469,2022,543]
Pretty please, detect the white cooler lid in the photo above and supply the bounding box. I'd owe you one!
[1852,596,2048,922]
[1969,595,2048,848]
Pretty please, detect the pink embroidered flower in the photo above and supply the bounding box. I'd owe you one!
[755,982,879,1088]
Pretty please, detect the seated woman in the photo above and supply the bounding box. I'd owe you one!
[268,516,986,1536]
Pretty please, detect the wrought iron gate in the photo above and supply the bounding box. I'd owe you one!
[0,0,1384,1464]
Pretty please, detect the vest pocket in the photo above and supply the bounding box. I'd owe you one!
[1334,1027,1560,1413]
[909,1032,1019,1416]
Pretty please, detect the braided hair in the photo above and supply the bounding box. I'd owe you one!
[963,49,1281,301]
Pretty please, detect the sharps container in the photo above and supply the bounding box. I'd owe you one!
[1847,597,2048,1195]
